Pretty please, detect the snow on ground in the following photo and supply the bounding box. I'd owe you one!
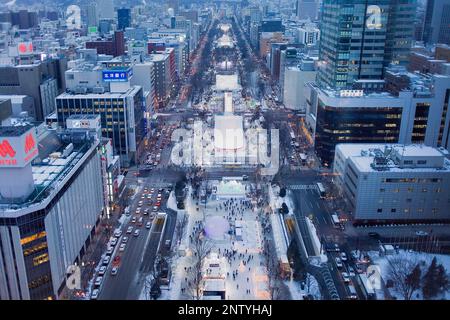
[284,274,321,300]
[368,250,450,300]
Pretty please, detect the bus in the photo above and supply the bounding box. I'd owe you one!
[316,182,326,198]
[331,214,341,229]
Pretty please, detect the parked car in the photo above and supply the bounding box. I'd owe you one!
[98,266,107,276]
[102,256,110,265]
[94,276,103,287]
[119,243,126,252]
[106,247,114,255]
[91,289,100,299]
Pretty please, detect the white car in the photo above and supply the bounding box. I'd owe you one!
[114,230,122,238]
[103,256,110,265]
[106,247,114,255]
[98,266,107,276]
[341,272,350,283]
[91,289,100,300]
[109,238,117,247]
[111,267,118,276]
[340,252,348,261]
[335,257,343,268]
[146,222,152,229]
[131,217,137,224]
[94,276,103,287]
[134,229,140,237]
[126,226,133,234]
[119,243,126,252]
[122,236,128,243]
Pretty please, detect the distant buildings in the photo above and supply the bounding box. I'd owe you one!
[86,31,125,57]
[117,8,132,31]
[423,0,450,46]
[296,0,318,21]
[334,144,450,224]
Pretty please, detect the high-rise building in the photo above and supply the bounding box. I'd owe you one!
[0,125,104,300]
[86,31,125,57]
[97,0,115,20]
[297,0,318,20]
[86,3,98,28]
[56,81,145,167]
[317,0,416,90]
[117,8,131,31]
[423,0,450,46]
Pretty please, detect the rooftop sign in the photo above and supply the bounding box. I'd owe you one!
[0,127,38,168]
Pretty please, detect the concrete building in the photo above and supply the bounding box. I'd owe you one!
[283,59,316,112]
[296,0,318,21]
[0,58,67,121]
[423,0,450,46]
[306,70,450,165]
[333,144,450,224]
[56,82,145,167]
[0,125,104,299]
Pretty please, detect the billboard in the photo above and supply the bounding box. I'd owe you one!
[0,128,38,168]
[18,42,33,55]
[102,68,133,82]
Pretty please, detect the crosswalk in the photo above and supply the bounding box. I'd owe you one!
[288,184,318,190]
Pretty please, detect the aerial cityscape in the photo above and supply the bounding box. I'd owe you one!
[0,0,450,304]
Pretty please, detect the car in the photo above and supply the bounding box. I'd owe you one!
[126,226,133,234]
[146,222,152,229]
[98,266,107,276]
[111,267,118,276]
[156,201,161,206]
[348,266,356,277]
[138,201,143,206]
[341,272,350,283]
[137,217,144,226]
[340,252,348,261]
[335,257,343,268]
[368,232,380,239]
[103,256,110,265]
[112,256,121,266]
[134,229,140,237]
[152,206,158,212]
[416,231,428,237]
[106,247,114,255]
[242,175,248,181]
[94,276,103,287]
[114,230,122,238]
[122,236,128,243]
[90,289,100,299]
[165,240,171,249]
[135,208,141,214]
[109,238,117,247]
[119,243,126,252]
[131,217,137,224]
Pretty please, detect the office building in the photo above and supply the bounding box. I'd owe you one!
[117,8,131,31]
[97,0,115,20]
[317,0,416,90]
[86,3,98,28]
[56,80,145,167]
[333,144,450,224]
[0,58,67,121]
[306,69,450,165]
[0,125,104,300]
[86,31,125,57]
[423,0,450,46]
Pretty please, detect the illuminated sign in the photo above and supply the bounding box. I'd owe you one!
[366,5,382,30]
[102,68,133,82]
[18,42,33,55]
[339,90,364,97]
[0,128,38,168]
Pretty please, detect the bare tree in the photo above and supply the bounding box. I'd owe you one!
[304,273,321,300]
[187,230,212,300]
[387,254,421,300]
[176,213,189,244]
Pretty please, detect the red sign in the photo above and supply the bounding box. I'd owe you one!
[18,42,33,55]
[25,133,36,154]
[0,140,16,158]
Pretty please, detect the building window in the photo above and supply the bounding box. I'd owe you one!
[377,208,383,213]
[391,208,396,213]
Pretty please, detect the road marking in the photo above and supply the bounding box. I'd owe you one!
[288,184,317,190]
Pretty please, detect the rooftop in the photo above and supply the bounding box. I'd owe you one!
[0,124,33,137]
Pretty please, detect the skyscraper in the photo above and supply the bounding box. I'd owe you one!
[297,0,318,20]
[317,0,416,90]
[86,2,98,28]
[423,0,450,45]
[97,0,115,20]
[117,8,131,30]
